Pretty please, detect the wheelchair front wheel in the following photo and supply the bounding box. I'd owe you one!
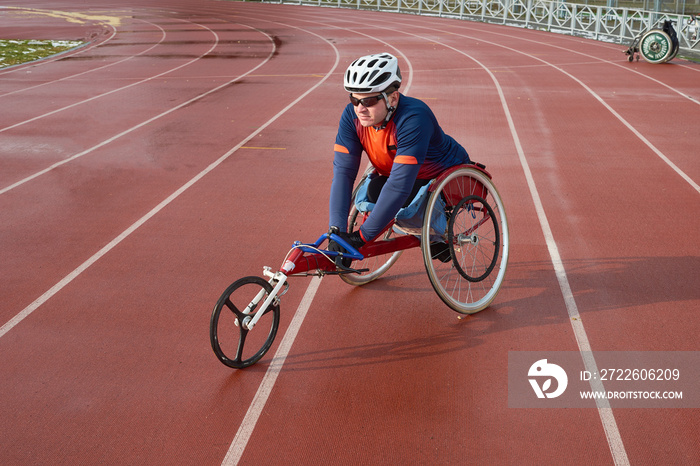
[210,276,280,368]
[421,166,509,314]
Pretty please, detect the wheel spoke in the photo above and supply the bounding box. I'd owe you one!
[224,297,241,316]
[235,329,248,363]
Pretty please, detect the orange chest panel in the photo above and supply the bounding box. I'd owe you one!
[356,121,397,177]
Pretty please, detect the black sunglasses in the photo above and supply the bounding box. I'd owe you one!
[349,93,385,107]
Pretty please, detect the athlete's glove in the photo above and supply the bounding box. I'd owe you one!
[328,227,365,268]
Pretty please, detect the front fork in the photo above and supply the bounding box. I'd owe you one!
[237,267,288,331]
[237,232,356,331]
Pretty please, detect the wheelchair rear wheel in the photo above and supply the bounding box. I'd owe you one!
[421,165,509,314]
[639,29,674,64]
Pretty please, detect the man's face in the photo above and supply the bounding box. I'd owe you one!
[350,92,399,127]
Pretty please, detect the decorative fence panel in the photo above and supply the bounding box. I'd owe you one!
[259,0,699,53]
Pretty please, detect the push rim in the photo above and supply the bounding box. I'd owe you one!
[447,194,500,283]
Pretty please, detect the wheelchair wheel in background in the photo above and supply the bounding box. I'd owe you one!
[421,165,509,314]
[639,29,674,64]
[341,204,402,286]
[210,276,280,369]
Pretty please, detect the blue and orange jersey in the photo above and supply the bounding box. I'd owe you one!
[329,94,470,241]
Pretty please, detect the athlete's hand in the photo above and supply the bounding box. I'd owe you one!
[328,228,365,268]
[336,231,365,250]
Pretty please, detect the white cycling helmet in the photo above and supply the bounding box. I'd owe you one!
[344,53,402,94]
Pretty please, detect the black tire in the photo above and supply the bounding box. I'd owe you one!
[210,276,280,369]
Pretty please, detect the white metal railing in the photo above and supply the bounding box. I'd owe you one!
[256,0,699,53]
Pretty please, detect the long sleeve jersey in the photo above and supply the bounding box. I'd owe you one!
[329,94,470,241]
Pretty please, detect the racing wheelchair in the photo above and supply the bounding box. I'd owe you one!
[210,162,509,369]
[624,19,679,64]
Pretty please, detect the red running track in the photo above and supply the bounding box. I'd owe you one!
[1,1,699,464]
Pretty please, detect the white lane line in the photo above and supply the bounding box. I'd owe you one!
[280,9,633,463]
[221,275,322,466]
[215,15,416,464]
[0,92,280,337]
[405,19,700,194]
[473,51,632,466]
[2,37,340,466]
[431,19,700,107]
[473,48,633,466]
[372,23,631,465]
[2,14,341,465]
[211,18,340,465]
[0,19,218,133]
[0,30,290,338]
[0,23,269,196]
[0,8,118,78]
[545,67,700,194]
[0,19,165,99]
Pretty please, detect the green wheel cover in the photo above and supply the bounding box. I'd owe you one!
[640,30,673,64]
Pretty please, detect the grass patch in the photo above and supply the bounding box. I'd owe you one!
[0,39,83,68]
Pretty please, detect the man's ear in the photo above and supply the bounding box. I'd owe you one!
[389,92,400,107]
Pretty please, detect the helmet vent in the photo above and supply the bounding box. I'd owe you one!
[370,72,390,87]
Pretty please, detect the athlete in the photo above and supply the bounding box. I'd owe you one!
[328,53,471,264]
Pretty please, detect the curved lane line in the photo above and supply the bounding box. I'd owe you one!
[436,19,700,106]
[392,19,700,194]
[312,10,698,193]
[358,20,632,466]
[248,11,414,176]
[0,19,219,133]
[217,18,341,466]
[0,22,265,196]
[0,7,118,77]
[493,23,700,75]
[0,18,166,99]
[0,29,278,338]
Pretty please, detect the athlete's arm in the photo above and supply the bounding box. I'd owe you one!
[329,106,364,232]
